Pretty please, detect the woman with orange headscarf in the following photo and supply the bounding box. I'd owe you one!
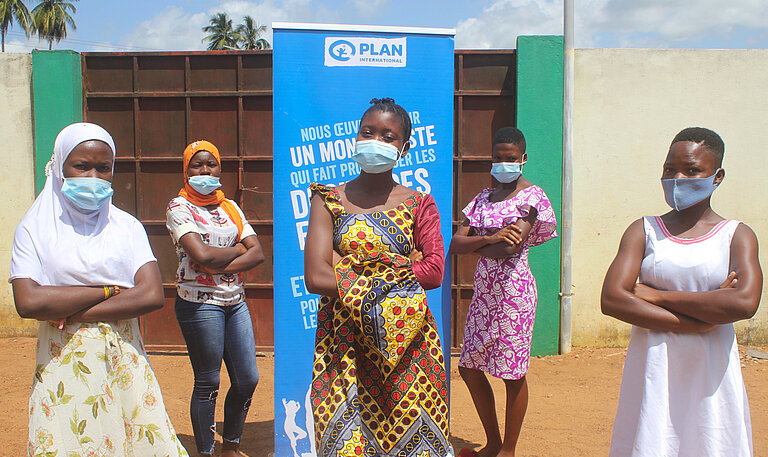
[166,140,265,457]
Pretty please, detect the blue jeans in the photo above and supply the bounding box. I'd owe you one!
[175,296,260,455]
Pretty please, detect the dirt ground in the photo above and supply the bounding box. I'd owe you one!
[2,338,766,457]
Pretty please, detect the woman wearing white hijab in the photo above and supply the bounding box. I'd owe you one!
[10,123,188,457]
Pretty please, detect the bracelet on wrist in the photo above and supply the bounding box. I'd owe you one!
[103,285,121,299]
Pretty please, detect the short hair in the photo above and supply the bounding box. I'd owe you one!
[362,98,412,142]
[671,127,725,166]
[493,127,526,150]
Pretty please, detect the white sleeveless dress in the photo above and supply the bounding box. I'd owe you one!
[609,216,753,457]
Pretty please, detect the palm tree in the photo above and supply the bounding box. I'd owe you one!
[202,12,241,51]
[31,0,77,50]
[0,0,33,52]
[236,15,269,50]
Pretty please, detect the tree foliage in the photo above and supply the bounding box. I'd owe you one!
[31,0,77,50]
[202,13,270,51]
[0,0,32,52]
[202,12,240,50]
[236,15,270,50]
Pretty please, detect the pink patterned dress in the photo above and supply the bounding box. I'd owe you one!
[458,185,558,380]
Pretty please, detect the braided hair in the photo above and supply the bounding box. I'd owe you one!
[361,98,412,142]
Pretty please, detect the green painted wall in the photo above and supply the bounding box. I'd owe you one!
[516,35,564,355]
[32,50,83,194]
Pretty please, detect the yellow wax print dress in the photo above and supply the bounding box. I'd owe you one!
[309,183,451,457]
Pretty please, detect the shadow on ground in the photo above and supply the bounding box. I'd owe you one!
[178,419,275,456]
[450,435,480,455]
[178,423,480,456]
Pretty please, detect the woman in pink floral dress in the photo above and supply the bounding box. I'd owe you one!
[450,127,557,457]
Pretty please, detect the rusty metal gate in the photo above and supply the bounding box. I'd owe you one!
[81,49,515,351]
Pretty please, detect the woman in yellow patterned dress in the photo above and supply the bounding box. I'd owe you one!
[10,123,187,457]
[304,99,450,457]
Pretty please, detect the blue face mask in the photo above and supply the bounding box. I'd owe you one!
[352,139,403,174]
[661,169,722,211]
[188,175,221,195]
[61,177,114,211]
[490,161,525,183]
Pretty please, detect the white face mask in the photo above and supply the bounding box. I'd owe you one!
[188,175,221,195]
[352,139,404,174]
[61,177,114,211]
[490,161,525,183]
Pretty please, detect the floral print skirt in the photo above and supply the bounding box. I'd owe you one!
[28,320,188,457]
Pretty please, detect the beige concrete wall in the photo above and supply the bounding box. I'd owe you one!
[0,54,38,336]
[572,49,768,346]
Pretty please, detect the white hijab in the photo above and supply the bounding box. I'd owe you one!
[10,123,154,288]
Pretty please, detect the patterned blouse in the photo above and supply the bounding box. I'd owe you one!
[166,196,256,306]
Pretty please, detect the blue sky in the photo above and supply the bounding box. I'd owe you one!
[4,0,768,52]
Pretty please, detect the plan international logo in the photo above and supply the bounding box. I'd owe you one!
[324,37,407,67]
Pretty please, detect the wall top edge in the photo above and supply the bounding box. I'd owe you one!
[272,21,455,36]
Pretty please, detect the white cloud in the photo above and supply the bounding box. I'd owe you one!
[455,0,563,49]
[586,0,768,47]
[87,41,140,52]
[121,1,341,52]
[456,0,768,49]
[9,0,768,53]
[121,7,210,51]
[3,26,143,53]
[3,38,37,53]
[2,29,47,53]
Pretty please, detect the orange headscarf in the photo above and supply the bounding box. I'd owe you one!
[179,140,244,241]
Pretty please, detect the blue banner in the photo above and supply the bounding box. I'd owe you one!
[272,23,455,457]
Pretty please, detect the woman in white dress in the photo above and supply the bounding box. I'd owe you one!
[601,127,762,457]
[10,123,188,457]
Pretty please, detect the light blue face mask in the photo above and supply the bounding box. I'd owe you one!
[188,175,221,195]
[352,139,403,174]
[661,169,722,211]
[490,161,525,183]
[61,177,114,211]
